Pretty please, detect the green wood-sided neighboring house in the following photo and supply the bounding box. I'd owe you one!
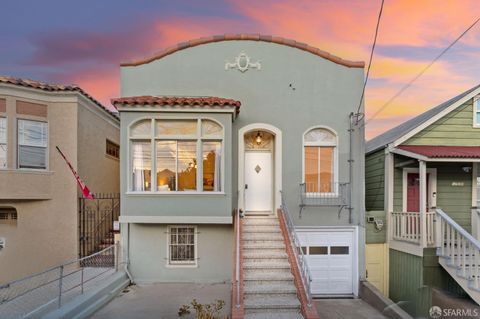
[365,85,480,317]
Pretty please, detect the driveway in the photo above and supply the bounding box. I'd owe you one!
[315,298,388,319]
[90,283,231,319]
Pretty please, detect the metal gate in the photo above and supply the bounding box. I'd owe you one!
[78,193,120,258]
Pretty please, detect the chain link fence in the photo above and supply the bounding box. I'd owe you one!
[0,243,120,319]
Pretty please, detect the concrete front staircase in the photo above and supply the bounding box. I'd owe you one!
[242,214,304,319]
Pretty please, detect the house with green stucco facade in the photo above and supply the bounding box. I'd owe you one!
[365,85,480,317]
[112,34,366,318]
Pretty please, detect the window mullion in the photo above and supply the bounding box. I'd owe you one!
[317,147,321,192]
[175,141,179,191]
[151,119,156,192]
[197,119,202,192]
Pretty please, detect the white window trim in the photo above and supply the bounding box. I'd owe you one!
[128,117,225,193]
[473,96,480,128]
[301,125,339,195]
[166,225,198,268]
[0,117,7,170]
[17,118,49,171]
[401,167,437,212]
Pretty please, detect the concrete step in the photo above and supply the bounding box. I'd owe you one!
[243,242,285,249]
[244,295,301,312]
[242,233,284,241]
[244,271,294,282]
[243,226,281,233]
[244,283,298,295]
[243,219,280,226]
[244,312,303,319]
[243,251,288,259]
[244,261,291,270]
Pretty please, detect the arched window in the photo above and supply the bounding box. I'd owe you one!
[130,118,223,192]
[303,127,337,193]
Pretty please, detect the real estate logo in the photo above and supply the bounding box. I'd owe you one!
[430,305,480,318]
[429,306,442,318]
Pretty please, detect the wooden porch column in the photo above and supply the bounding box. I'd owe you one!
[419,160,427,247]
[385,152,394,243]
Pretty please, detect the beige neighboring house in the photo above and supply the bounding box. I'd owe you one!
[0,76,120,285]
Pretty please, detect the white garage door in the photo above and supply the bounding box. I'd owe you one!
[297,229,355,295]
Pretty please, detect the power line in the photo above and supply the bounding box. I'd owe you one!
[365,16,480,126]
[355,0,385,118]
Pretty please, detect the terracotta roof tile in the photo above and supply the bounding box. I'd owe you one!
[111,96,241,115]
[0,76,119,120]
[121,34,364,68]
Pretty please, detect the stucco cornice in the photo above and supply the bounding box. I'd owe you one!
[120,34,365,68]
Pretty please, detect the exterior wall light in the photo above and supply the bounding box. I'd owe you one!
[462,166,472,173]
[255,131,263,145]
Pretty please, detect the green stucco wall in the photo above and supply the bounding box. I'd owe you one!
[119,40,366,283]
[389,248,466,318]
[127,224,233,283]
[365,149,385,212]
[121,40,365,228]
[405,98,480,146]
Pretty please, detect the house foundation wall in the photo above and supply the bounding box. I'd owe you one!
[127,223,233,283]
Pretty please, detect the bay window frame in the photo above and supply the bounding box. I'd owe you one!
[128,117,224,194]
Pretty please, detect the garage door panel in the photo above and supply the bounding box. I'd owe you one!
[298,229,355,295]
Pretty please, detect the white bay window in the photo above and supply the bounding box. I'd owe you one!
[130,118,223,192]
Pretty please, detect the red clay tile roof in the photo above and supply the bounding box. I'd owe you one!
[120,34,365,68]
[397,145,480,158]
[111,96,241,114]
[0,76,119,120]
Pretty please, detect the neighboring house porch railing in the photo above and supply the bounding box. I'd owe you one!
[0,243,120,319]
[299,182,348,216]
[79,193,120,258]
[280,190,313,307]
[436,208,480,293]
[391,211,435,246]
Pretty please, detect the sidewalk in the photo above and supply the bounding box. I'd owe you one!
[89,283,230,319]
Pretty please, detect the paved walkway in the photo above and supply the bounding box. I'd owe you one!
[90,283,230,319]
[315,298,388,319]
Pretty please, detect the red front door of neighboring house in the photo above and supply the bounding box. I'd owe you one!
[407,173,429,212]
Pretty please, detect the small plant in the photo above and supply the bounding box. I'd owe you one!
[178,299,227,319]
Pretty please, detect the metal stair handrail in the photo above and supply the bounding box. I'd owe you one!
[280,190,313,307]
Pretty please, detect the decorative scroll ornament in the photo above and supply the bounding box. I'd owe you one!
[225,52,261,73]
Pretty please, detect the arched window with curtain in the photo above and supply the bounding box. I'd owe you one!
[303,127,337,194]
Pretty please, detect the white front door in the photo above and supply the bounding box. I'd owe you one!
[245,151,272,212]
[298,229,355,295]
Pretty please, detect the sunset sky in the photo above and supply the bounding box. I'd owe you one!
[2,0,480,139]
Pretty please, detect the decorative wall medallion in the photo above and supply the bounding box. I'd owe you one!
[255,165,261,174]
[225,52,261,73]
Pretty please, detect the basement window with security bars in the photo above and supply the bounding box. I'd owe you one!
[0,208,17,225]
[167,226,197,266]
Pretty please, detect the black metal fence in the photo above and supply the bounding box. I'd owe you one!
[78,193,120,258]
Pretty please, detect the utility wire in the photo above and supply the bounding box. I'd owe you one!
[365,16,480,126]
[355,0,385,119]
